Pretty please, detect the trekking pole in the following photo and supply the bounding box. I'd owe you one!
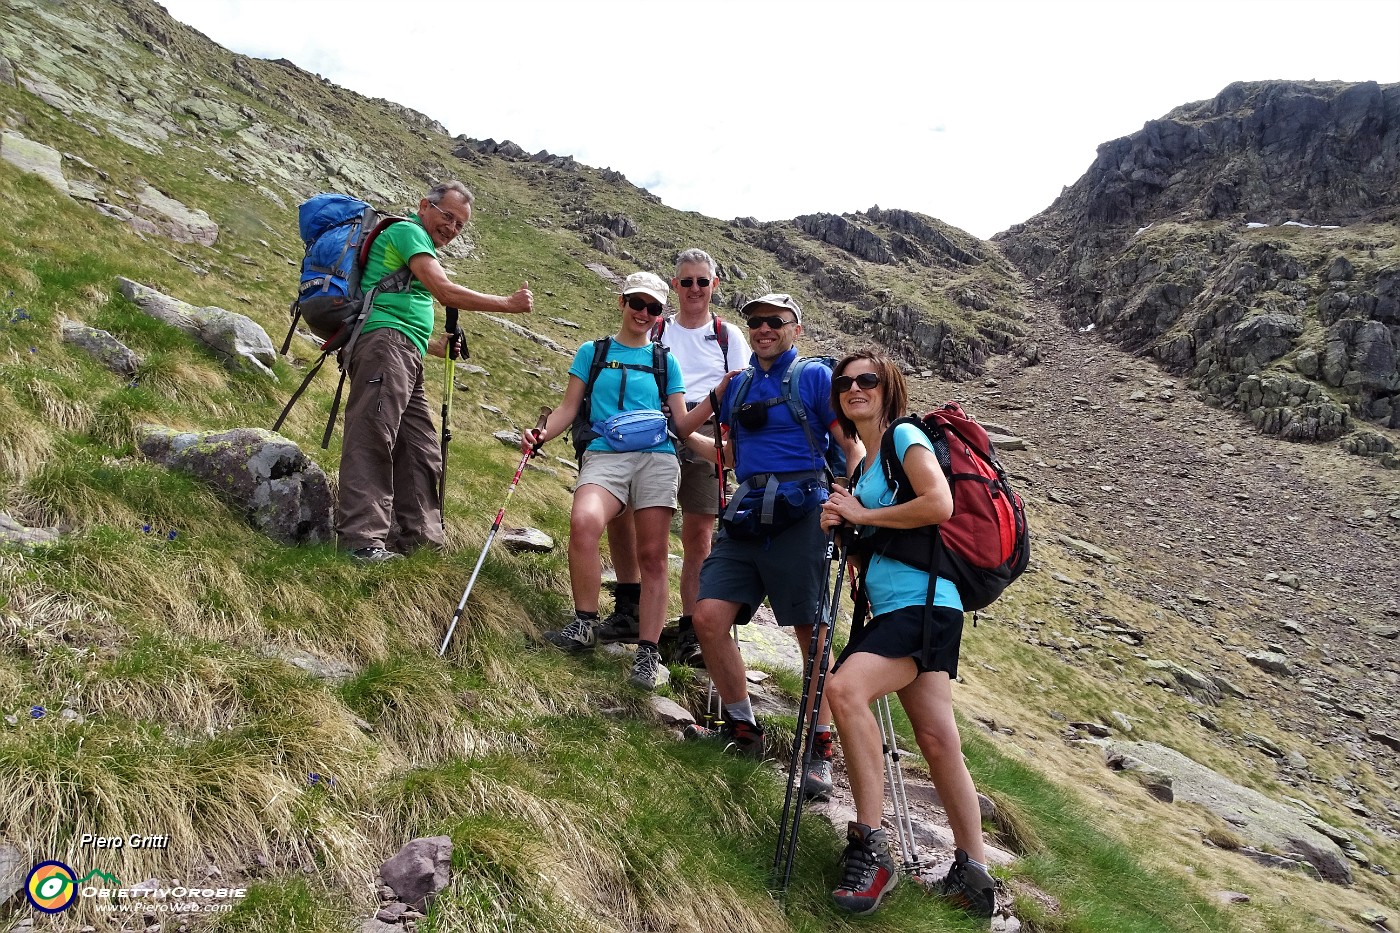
[773,529,849,895]
[438,407,551,657]
[878,694,924,874]
[438,307,462,531]
[705,421,729,729]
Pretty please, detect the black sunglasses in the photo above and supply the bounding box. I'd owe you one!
[834,372,882,393]
[625,294,666,316]
[677,277,712,288]
[745,315,796,330]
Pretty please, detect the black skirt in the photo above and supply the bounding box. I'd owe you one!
[834,603,964,677]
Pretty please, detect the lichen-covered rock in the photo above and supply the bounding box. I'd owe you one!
[133,184,219,246]
[137,425,332,545]
[0,512,63,549]
[117,277,275,376]
[60,319,141,376]
[0,130,69,195]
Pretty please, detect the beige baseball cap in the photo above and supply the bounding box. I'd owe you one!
[621,271,669,304]
[740,292,803,323]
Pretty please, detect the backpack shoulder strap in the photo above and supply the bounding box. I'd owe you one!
[651,341,669,405]
[582,336,612,420]
[881,415,941,502]
[712,312,729,370]
[781,357,824,465]
[650,318,666,344]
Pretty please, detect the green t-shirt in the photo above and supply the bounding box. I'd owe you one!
[359,214,436,355]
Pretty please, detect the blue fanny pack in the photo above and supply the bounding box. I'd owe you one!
[593,409,671,452]
[720,473,828,540]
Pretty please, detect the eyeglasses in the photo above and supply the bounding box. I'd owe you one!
[834,372,882,393]
[625,294,666,316]
[745,315,796,330]
[428,200,466,230]
[677,277,712,289]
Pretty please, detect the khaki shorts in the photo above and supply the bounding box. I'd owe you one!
[576,450,680,511]
[676,421,726,515]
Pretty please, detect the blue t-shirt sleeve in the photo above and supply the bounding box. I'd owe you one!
[568,341,595,382]
[665,350,685,398]
[892,422,934,463]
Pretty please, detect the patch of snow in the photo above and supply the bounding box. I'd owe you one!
[1245,222,1269,229]
[1135,223,1153,237]
[1282,220,1315,228]
[1079,323,1096,333]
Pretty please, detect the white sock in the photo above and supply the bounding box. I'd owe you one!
[965,855,989,872]
[724,698,754,724]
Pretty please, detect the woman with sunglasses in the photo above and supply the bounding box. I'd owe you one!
[818,349,997,917]
[523,272,722,690]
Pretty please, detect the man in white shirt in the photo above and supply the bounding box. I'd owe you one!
[596,248,749,664]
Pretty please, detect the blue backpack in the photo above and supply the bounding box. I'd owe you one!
[273,194,415,447]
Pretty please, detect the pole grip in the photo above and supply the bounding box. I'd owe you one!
[445,307,460,360]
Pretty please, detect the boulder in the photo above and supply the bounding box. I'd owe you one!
[60,319,141,376]
[379,836,453,911]
[0,130,69,195]
[117,277,275,376]
[137,426,333,545]
[0,513,62,548]
[1102,740,1351,884]
[501,527,553,553]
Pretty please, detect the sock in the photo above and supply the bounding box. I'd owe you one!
[615,582,641,606]
[965,856,989,872]
[677,614,694,633]
[637,639,659,654]
[724,697,755,725]
[575,609,599,621]
[814,724,831,735]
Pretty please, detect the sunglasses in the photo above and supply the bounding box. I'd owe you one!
[834,372,882,393]
[745,315,796,330]
[625,294,666,316]
[677,277,712,289]
[427,200,466,230]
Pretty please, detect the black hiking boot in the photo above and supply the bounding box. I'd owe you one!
[671,628,704,667]
[831,821,897,914]
[595,604,640,643]
[936,848,998,918]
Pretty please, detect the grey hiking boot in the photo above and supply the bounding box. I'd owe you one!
[349,546,403,563]
[628,645,670,690]
[936,848,998,918]
[802,729,836,800]
[544,614,597,653]
[832,821,898,914]
[683,717,765,757]
[595,604,640,643]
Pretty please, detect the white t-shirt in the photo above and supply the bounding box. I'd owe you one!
[657,315,751,404]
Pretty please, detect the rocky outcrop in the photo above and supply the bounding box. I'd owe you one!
[137,426,333,545]
[117,277,276,376]
[1103,741,1352,884]
[996,81,1400,444]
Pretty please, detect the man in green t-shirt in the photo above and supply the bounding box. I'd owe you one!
[338,180,533,562]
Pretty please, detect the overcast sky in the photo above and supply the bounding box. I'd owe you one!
[160,0,1400,240]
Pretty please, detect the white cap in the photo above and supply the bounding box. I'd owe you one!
[740,292,803,323]
[621,271,668,304]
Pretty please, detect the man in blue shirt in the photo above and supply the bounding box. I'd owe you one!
[685,294,862,798]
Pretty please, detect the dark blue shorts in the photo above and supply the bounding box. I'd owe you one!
[697,507,827,627]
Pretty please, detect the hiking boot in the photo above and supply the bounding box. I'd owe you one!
[802,729,836,800]
[683,717,765,757]
[671,628,704,667]
[544,614,597,653]
[936,848,998,918]
[595,604,640,643]
[627,645,670,690]
[832,821,897,915]
[349,546,403,563]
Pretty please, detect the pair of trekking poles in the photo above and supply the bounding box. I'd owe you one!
[771,526,924,897]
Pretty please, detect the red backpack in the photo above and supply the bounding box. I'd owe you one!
[851,402,1030,613]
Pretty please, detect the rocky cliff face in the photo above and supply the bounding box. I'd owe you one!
[996,81,1400,463]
